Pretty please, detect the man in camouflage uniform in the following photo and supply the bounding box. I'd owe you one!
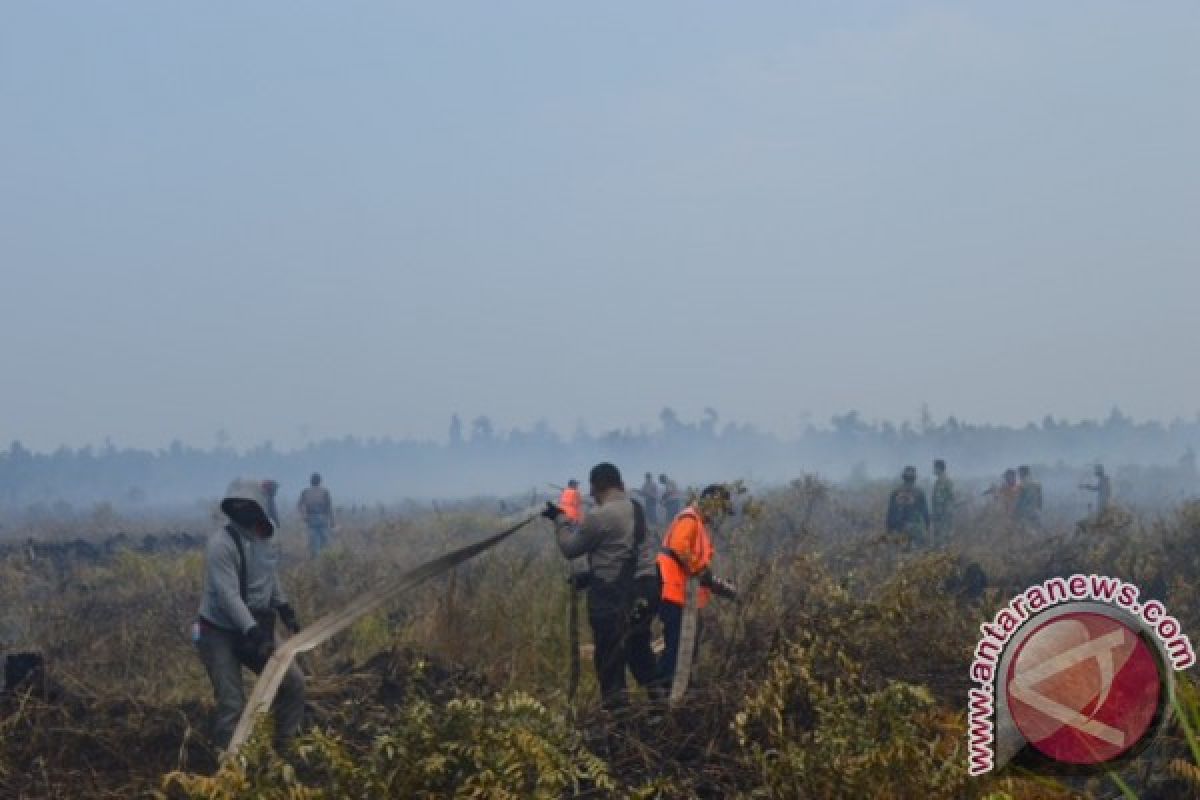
[1015,465,1043,528]
[886,466,930,546]
[931,459,955,544]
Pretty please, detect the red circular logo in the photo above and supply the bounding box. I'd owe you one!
[1005,611,1163,765]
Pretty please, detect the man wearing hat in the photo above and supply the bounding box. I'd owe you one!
[195,478,305,751]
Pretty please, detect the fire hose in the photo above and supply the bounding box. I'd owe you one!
[669,578,699,708]
[225,514,537,758]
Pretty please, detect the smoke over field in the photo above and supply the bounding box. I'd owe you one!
[2,407,1197,525]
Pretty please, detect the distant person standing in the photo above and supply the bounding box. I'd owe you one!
[1080,464,1112,515]
[638,472,660,526]
[930,459,955,543]
[659,474,683,520]
[985,469,1021,519]
[297,473,334,557]
[1016,465,1043,527]
[558,479,583,524]
[261,480,281,527]
[886,466,930,545]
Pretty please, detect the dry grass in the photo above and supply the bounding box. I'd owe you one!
[2,482,1200,797]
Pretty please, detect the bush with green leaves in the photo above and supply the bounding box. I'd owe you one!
[164,674,619,799]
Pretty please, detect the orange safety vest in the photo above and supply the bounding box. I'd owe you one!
[559,487,583,524]
[656,507,714,608]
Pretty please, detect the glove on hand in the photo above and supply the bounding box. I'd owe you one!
[277,603,301,634]
[629,596,651,625]
[698,569,738,599]
[541,502,564,521]
[244,624,275,660]
[709,576,739,601]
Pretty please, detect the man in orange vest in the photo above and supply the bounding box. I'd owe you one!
[656,484,736,692]
[558,479,583,524]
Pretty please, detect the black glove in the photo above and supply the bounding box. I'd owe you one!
[709,576,739,601]
[277,603,301,634]
[629,596,652,626]
[541,502,564,521]
[699,570,738,600]
[244,624,275,661]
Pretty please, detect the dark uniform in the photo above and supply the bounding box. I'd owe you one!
[886,467,930,545]
[931,471,955,543]
[1081,466,1112,515]
[1016,467,1043,527]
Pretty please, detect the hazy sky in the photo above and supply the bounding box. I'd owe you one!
[3,2,1198,452]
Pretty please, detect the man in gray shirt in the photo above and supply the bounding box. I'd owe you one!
[297,472,334,557]
[543,462,638,710]
[195,478,305,750]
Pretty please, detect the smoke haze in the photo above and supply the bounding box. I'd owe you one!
[3,2,1198,493]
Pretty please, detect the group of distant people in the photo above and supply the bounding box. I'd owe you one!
[632,472,684,526]
[885,461,950,545]
[558,472,684,528]
[885,460,1115,545]
[245,472,337,558]
[981,465,1044,526]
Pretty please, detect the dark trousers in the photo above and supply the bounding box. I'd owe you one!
[587,580,630,710]
[196,622,305,749]
[626,574,661,690]
[657,600,702,691]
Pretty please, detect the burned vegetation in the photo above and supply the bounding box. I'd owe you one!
[3,481,1200,798]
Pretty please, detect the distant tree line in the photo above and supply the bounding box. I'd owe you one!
[1,407,1198,514]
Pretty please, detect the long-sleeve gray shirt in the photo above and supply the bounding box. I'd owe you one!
[555,490,636,584]
[198,524,288,634]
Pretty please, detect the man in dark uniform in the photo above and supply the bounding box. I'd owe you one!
[1080,464,1112,515]
[1016,465,1043,528]
[886,466,930,545]
[931,459,955,544]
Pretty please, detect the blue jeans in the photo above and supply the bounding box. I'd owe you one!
[306,518,331,557]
